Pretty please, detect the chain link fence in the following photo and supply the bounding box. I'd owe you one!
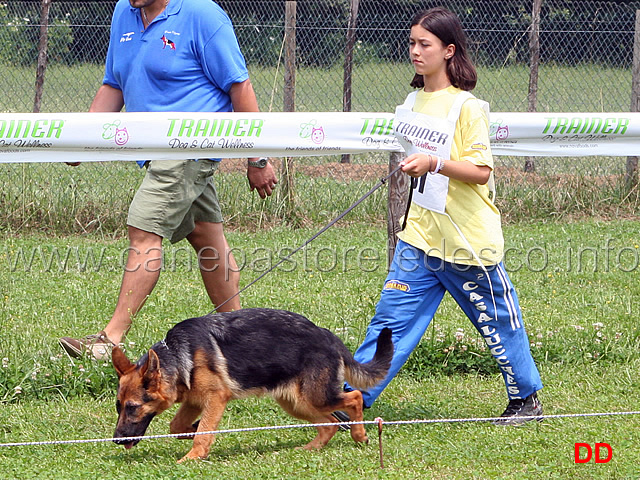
[1,0,639,234]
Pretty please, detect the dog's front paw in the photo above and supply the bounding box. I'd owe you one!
[297,443,322,451]
[177,450,207,463]
[177,441,212,463]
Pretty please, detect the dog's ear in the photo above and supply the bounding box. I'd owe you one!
[139,349,161,380]
[112,346,135,378]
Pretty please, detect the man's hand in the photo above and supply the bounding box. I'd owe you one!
[247,160,278,199]
[229,81,278,198]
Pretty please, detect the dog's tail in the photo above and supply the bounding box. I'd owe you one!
[343,327,393,390]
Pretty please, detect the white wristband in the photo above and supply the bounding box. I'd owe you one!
[430,156,445,175]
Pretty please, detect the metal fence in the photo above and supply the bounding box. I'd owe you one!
[1,0,639,234]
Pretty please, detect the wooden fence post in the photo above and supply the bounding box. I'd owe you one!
[387,152,409,268]
[525,0,542,173]
[281,1,297,219]
[627,9,640,191]
[341,0,360,164]
[33,0,52,113]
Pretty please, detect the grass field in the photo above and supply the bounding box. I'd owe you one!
[2,60,637,236]
[2,61,632,114]
[1,59,639,478]
[1,219,639,478]
[1,160,637,238]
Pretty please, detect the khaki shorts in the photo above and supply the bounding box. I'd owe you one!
[127,159,222,243]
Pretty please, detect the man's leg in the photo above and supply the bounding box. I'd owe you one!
[103,226,163,344]
[60,226,162,358]
[187,221,240,312]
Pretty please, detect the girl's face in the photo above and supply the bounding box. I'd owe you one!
[409,25,454,78]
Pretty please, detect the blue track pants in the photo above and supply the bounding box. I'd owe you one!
[347,240,543,408]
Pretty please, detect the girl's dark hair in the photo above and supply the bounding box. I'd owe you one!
[409,7,477,91]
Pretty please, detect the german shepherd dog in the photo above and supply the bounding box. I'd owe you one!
[112,308,393,462]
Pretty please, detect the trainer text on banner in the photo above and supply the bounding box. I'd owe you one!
[0,112,638,162]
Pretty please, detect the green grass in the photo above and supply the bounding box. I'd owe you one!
[1,220,640,478]
[2,60,632,114]
[2,61,638,236]
[1,161,638,237]
[1,59,639,478]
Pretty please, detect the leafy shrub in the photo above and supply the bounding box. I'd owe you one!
[402,320,640,380]
[0,3,73,66]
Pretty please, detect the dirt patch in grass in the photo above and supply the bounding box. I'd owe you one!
[218,158,388,182]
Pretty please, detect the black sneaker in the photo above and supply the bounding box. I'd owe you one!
[492,392,543,426]
[331,410,351,431]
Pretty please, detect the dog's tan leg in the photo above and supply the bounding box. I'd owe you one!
[170,402,202,439]
[303,421,340,450]
[178,390,230,463]
[331,390,369,445]
[286,389,370,449]
[276,397,339,450]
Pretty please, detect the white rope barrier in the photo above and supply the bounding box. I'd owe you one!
[1,111,639,163]
[2,410,639,449]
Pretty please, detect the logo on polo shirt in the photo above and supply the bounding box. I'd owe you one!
[161,35,176,49]
[120,31,135,43]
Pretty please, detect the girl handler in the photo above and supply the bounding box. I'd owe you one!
[342,7,543,425]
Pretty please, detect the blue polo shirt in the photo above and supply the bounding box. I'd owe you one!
[103,0,249,113]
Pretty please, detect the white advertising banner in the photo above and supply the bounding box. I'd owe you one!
[488,112,640,157]
[0,111,638,163]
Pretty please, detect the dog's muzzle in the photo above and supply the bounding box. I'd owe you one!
[113,413,156,449]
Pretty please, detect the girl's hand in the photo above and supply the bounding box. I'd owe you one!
[400,153,435,177]
[401,153,493,185]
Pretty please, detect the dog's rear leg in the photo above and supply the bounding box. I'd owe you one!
[178,391,230,463]
[170,402,202,440]
[276,398,339,450]
[331,390,369,445]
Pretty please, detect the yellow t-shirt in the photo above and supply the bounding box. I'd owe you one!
[397,86,504,266]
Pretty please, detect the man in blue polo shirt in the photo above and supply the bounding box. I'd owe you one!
[60,0,278,360]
